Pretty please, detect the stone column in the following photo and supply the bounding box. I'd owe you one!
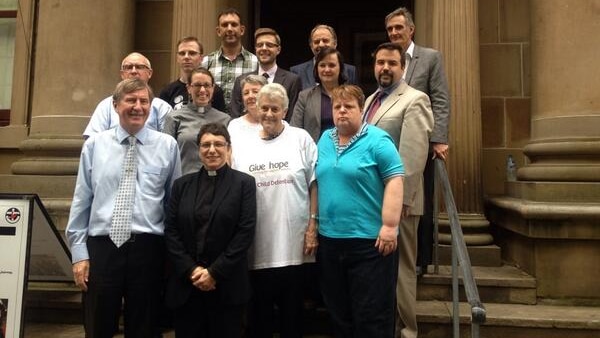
[1,1,134,231]
[11,0,134,176]
[520,1,600,181]
[487,1,600,299]
[417,0,493,248]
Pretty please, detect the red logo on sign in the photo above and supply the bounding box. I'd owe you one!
[5,207,21,224]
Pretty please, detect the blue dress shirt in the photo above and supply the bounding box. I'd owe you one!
[66,125,182,263]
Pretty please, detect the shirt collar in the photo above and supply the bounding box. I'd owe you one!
[375,80,402,98]
[116,125,148,145]
[406,41,415,58]
[259,64,277,78]
[217,46,251,61]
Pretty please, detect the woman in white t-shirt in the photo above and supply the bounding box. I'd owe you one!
[231,83,318,338]
[228,74,267,165]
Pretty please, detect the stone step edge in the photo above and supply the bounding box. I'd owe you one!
[417,300,600,330]
[421,265,536,288]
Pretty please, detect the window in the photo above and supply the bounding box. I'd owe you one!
[0,0,17,126]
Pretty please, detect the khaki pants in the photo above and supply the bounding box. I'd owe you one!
[395,215,419,338]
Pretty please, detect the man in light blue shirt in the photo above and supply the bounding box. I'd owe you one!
[83,52,173,138]
[66,78,181,337]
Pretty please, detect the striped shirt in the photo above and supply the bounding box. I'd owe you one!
[331,123,369,155]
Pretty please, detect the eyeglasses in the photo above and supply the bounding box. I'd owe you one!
[190,82,213,89]
[199,141,228,149]
[255,42,279,49]
[121,64,150,71]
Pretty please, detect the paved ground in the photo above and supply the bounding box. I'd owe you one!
[23,323,333,337]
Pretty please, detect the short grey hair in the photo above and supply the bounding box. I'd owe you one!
[257,83,289,111]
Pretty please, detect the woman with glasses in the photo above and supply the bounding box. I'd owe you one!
[164,123,257,338]
[164,67,231,174]
[231,83,318,338]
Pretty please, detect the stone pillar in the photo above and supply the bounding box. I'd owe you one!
[417,0,493,247]
[487,1,600,300]
[11,0,134,176]
[1,1,135,231]
[170,0,249,78]
[520,1,600,181]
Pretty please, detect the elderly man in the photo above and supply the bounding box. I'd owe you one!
[159,36,226,112]
[66,78,181,337]
[83,52,173,138]
[290,24,358,89]
[364,42,434,338]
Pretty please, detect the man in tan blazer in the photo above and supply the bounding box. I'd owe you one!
[364,42,433,338]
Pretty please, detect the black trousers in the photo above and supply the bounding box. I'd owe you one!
[317,236,398,338]
[417,154,436,268]
[84,234,165,338]
[246,265,304,338]
[173,288,244,338]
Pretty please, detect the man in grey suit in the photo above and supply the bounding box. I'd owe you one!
[230,28,302,120]
[290,24,358,89]
[364,42,433,338]
[385,7,450,338]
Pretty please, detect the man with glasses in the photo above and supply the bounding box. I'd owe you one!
[83,52,173,138]
[159,36,226,112]
[229,28,301,119]
[201,8,258,114]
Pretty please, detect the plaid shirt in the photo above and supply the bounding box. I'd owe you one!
[201,47,258,110]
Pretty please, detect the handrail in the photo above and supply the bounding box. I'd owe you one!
[433,159,486,337]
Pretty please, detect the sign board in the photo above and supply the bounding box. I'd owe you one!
[0,194,72,338]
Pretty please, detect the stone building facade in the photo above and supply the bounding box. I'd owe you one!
[0,0,598,304]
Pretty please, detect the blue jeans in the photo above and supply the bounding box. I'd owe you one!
[317,235,398,338]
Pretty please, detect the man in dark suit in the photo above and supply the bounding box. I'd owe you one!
[290,24,358,89]
[385,7,450,338]
[230,28,302,120]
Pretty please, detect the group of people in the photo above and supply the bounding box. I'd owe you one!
[65,5,449,338]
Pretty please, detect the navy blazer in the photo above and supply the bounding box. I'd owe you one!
[229,68,302,120]
[290,59,358,90]
[164,166,256,308]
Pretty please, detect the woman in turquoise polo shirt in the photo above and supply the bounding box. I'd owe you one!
[315,84,404,338]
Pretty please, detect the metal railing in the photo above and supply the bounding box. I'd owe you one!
[432,158,486,337]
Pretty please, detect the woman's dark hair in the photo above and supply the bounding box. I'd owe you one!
[196,123,231,146]
[313,47,347,85]
[186,67,214,85]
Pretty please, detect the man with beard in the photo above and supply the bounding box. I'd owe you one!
[290,24,358,90]
[229,28,302,119]
[159,36,226,112]
[201,8,258,115]
[363,42,433,338]
[385,7,450,338]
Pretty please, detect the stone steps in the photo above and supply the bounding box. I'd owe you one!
[418,300,600,338]
[418,264,537,305]
[25,280,600,338]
